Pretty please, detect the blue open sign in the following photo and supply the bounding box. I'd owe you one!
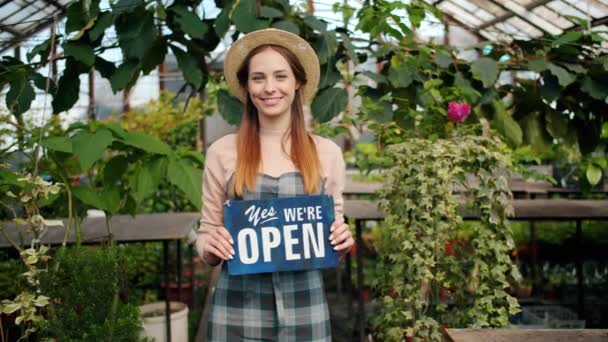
[223,195,339,276]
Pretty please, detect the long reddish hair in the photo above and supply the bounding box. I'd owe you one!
[231,45,321,196]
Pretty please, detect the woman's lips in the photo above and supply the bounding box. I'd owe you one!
[261,97,282,106]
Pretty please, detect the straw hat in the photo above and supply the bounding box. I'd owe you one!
[223,28,320,105]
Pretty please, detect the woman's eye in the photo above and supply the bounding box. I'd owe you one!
[276,75,287,80]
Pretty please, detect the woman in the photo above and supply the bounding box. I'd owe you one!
[196,28,354,341]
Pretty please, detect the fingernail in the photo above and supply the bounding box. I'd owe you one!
[230,239,234,244]
[333,246,338,250]
[229,255,233,260]
[231,249,235,255]
[328,234,333,240]
[330,226,335,232]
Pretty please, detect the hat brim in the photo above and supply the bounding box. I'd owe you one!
[223,29,320,105]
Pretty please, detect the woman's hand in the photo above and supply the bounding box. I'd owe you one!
[329,217,354,260]
[201,226,234,266]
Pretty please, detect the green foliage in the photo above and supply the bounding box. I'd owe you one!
[39,246,149,341]
[372,135,520,341]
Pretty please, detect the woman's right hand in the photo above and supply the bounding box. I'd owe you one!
[201,227,235,265]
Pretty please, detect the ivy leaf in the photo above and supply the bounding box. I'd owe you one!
[167,157,202,208]
[471,58,499,88]
[171,6,208,39]
[26,38,51,63]
[71,129,114,171]
[581,76,608,100]
[89,11,113,41]
[260,6,283,18]
[586,164,602,186]
[311,87,348,123]
[548,63,575,87]
[6,78,35,117]
[63,41,95,66]
[233,0,268,33]
[272,20,300,35]
[217,89,243,126]
[41,137,72,153]
[120,130,171,155]
[170,45,203,89]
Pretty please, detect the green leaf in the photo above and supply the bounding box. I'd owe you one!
[32,72,57,95]
[471,58,499,88]
[41,137,72,153]
[104,121,127,139]
[72,186,101,209]
[26,38,51,63]
[313,31,338,64]
[71,129,113,171]
[170,45,203,89]
[362,71,387,84]
[388,62,413,88]
[233,0,269,33]
[548,63,576,87]
[272,20,300,35]
[52,66,80,113]
[304,16,327,32]
[140,38,167,75]
[103,155,128,185]
[171,6,208,39]
[120,130,171,155]
[131,164,157,201]
[214,9,230,38]
[406,5,425,28]
[167,157,202,208]
[540,73,561,103]
[260,6,283,18]
[94,56,116,80]
[115,9,157,60]
[110,60,139,93]
[6,78,35,117]
[435,50,451,68]
[581,76,608,100]
[98,188,121,214]
[89,11,113,41]
[112,0,143,16]
[63,41,95,66]
[318,58,342,90]
[602,122,608,138]
[492,102,522,147]
[341,33,357,63]
[528,59,548,73]
[546,110,574,144]
[552,31,582,47]
[311,87,348,123]
[217,89,243,126]
[586,164,602,186]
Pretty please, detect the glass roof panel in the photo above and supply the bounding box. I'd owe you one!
[570,0,608,18]
[508,16,544,37]
[439,1,485,27]
[533,6,577,29]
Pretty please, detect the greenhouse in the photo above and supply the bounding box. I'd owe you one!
[0,0,607,341]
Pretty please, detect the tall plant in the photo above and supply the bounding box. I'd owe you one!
[371,134,520,341]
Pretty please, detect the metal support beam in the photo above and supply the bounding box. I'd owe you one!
[568,14,608,31]
[485,0,561,35]
[0,10,65,54]
[476,0,552,32]
[39,0,67,13]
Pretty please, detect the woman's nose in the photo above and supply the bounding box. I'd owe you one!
[263,79,277,93]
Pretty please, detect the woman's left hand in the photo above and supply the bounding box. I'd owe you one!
[329,217,354,259]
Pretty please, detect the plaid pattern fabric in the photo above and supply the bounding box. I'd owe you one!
[207,172,332,341]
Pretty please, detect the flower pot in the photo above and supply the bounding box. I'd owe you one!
[139,301,189,342]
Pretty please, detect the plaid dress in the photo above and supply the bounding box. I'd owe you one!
[207,172,332,341]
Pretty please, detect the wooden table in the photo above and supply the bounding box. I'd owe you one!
[444,328,608,342]
[343,199,608,341]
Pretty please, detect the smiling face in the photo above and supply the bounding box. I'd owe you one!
[246,47,300,122]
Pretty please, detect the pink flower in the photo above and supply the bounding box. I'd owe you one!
[447,101,471,123]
